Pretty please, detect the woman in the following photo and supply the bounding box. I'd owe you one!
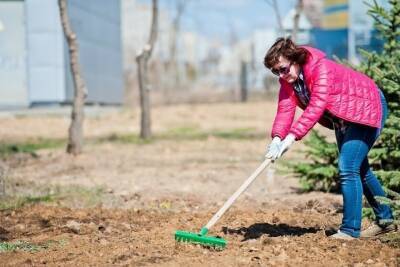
[264,37,395,239]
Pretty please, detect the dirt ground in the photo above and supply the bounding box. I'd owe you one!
[0,101,399,266]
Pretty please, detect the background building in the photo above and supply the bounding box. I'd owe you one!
[0,0,390,108]
[0,0,123,108]
[310,0,387,61]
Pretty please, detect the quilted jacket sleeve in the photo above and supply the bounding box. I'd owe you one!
[271,84,296,139]
[289,59,332,140]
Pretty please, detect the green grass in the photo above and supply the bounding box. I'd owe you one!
[0,239,67,253]
[212,128,263,140]
[102,127,265,144]
[0,184,107,211]
[163,126,264,140]
[0,127,264,155]
[161,126,208,140]
[0,194,55,211]
[0,241,43,252]
[97,133,154,144]
[0,138,65,157]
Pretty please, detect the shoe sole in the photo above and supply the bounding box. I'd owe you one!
[360,227,397,239]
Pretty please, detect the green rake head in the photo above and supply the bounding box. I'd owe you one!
[175,227,227,249]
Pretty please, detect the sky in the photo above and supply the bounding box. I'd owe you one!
[137,0,296,43]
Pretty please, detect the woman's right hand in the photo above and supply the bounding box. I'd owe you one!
[265,136,282,160]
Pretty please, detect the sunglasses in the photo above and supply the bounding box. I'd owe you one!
[271,62,292,76]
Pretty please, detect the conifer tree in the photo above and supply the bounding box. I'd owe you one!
[359,0,400,191]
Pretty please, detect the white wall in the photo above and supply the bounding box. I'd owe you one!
[66,0,123,104]
[26,0,66,104]
[0,1,29,107]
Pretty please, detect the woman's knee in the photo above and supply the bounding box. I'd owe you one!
[338,140,369,179]
[338,157,361,178]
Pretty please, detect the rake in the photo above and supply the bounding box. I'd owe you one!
[174,158,271,249]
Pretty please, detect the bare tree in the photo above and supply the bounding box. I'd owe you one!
[168,0,190,87]
[0,161,6,198]
[249,40,258,90]
[58,0,87,155]
[292,0,304,43]
[264,0,284,35]
[240,61,248,102]
[225,14,238,47]
[136,0,158,139]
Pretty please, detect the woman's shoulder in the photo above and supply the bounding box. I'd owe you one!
[301,46,326,64]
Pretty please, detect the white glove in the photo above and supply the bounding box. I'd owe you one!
[265,136,281,160]
[276,133,296,159]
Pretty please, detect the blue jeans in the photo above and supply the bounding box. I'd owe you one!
[335,90,393,237]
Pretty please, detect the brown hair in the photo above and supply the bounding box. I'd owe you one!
[263,37,309,69]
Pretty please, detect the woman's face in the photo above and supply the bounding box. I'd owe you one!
[271,56,301,83]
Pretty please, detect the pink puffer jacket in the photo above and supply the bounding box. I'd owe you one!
[271,46,382,140]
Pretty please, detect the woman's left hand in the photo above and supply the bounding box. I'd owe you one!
[277,134,296,159]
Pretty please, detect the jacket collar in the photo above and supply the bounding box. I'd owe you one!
[279,46,326,91]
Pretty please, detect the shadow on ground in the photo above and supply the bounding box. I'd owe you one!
[222,223,320,241]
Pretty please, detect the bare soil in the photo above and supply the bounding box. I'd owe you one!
[0,101,398,266]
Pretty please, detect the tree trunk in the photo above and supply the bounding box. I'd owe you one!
[168,0,189,90]
[169,14,179,87]
[0,161,6,198]
[136,0,158,139]
[240,61,248,102]
[264,0,284,36]
[137,56,152,138]
[58,0,87,155]
[292,0,304,43]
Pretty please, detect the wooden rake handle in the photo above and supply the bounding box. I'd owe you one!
[204,158,272,231]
